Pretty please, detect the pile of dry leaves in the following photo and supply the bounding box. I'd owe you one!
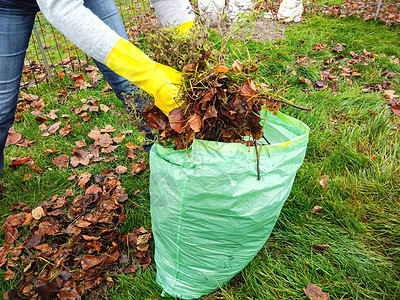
[0,174,151,299]
[142,51,286,151]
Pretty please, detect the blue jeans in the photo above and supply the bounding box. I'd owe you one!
[0,0,140,176]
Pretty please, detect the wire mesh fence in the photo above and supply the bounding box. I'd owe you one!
[21,0,150,89]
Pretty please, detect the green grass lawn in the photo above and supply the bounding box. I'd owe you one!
[1,12,400,300]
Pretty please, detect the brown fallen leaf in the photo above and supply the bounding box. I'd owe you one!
[102,83,112,93]
[312,206,323,212]
[123,261,141,274]
[81,255,102,270]
[75,139,87,148]
[382,70,396,78]
[82,234,99,241]
[39,123,47,131]
[312,244,331,252]
[70,155,92,167]
[96,134,113,148]
[315,80,326,89]
[42,121,61,137]
[303,284,329,300]
[80,112,91,122]
[16,138,36,148]
[27,159,43,174]
[31,109,43,116]
[100,104,110,112]
[131,163,146,175]
[392,103,400,116]
[23,234,42,249]
[88,127,102,140]
[0,244,11,267]
[188,113,202,132]
[48,110,59,120]
[113,133,125,143]
[384,90,398,99]
[100,145,118,153]
[5,131,23,146]
[89,106,99,112]
[127,148,136,159]
[232,59,244,72]
[67,175,76,181]
[299,77,313,86]
[169,107,186,133]
[35,220,60,236]
[100,124,116,133]
[116,165,128,175]
[58,287,81,299]
[313,43,327,52]
[319,176,328,189]
[137,158,146,164]
[32,206,45,220]
[2,224,19,244]
[23,173,34,181]
[9,156,30,166]
[332,43,343,53]
[42,148,57,154]
[125,142,139,150]
[53,154,69,168]
[65,189,74,197]
[47,209,65,216]
[59,120,73,136]
[74,219,92,229]
[77,172,92,189]
[215,65,230,73]
[85,185,102,195]
[4,269,15,281]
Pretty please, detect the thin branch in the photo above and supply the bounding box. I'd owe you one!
[186,143,190,157]
[260,96,312,111]
[262,135,271,145]
[255,141,261,181]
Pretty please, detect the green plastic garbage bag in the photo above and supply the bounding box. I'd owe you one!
[149,111,309,299]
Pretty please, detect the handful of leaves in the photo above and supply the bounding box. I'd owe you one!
[143,53,280,150]
[132,21,283,150]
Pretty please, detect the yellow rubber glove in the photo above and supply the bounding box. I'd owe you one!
[105,38,182,115]
[176,20,195,34]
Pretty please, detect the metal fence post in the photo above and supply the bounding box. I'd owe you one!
[375,0,383,21]
[33,24,53,82]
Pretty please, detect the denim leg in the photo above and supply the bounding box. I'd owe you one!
[0,5,37,176]
[84,0,155,151]
[83,0,143,109]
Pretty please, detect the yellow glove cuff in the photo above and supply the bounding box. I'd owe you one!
[176,20,195,34]
[105,38,182,115]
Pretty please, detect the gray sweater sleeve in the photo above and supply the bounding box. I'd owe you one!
[36,0,121,63]
[36,0,196,64]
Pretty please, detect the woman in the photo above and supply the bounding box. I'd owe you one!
[0,0,195,176]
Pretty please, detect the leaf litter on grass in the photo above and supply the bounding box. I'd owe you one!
[0,174,152,299]
[295,43,400,119]
[259,1,400,25]
[2,80,150,298]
